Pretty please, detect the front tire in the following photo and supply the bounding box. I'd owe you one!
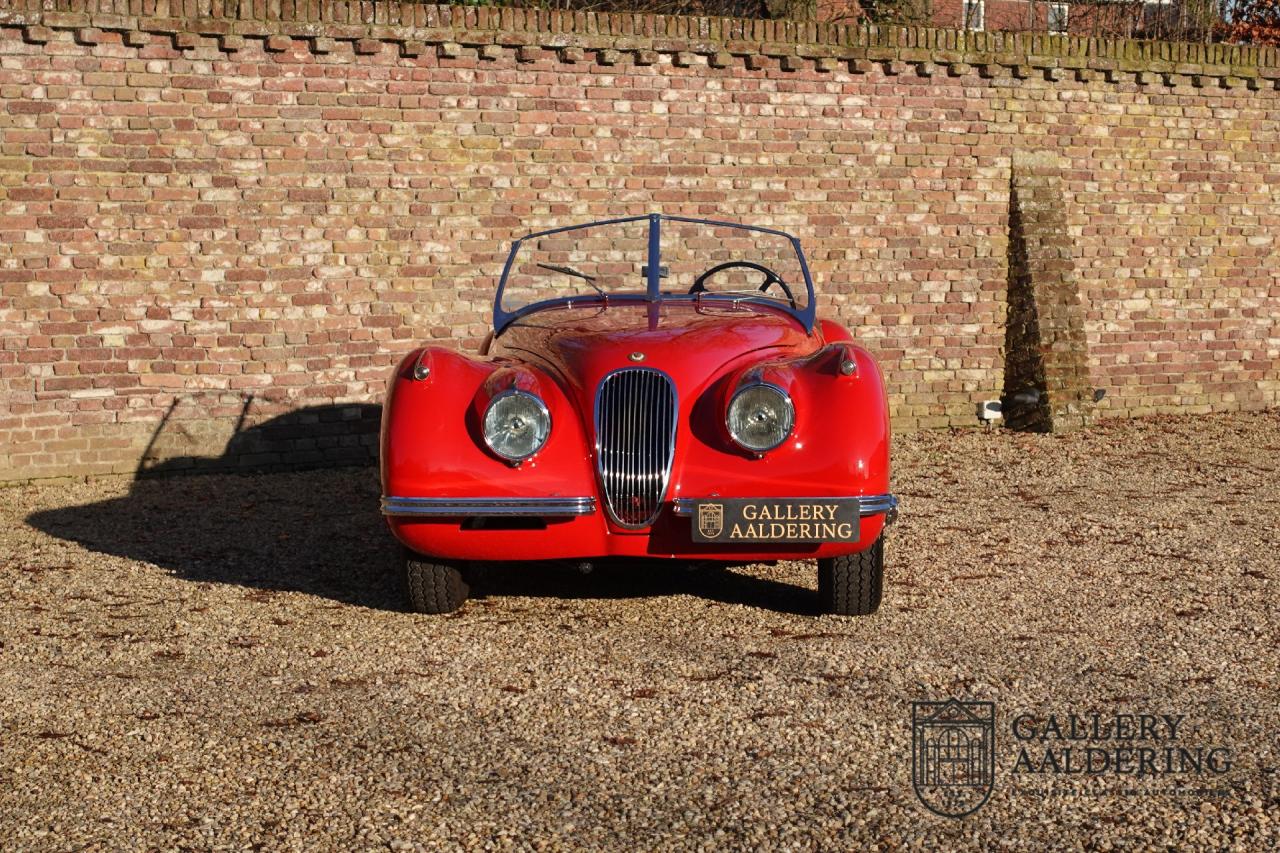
[405,552,469,614]
[818,536,884,616]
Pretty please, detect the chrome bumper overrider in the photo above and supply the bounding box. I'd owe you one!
[672,494,899,525]
[381,497,597,517]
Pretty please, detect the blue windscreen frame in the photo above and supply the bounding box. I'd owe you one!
[491,214,817,334]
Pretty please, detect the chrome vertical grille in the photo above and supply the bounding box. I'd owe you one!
[594,368,678,528]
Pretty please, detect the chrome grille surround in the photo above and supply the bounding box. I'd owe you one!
[593,367,678,529]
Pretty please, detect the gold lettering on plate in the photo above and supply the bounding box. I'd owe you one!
[741,503,839,522]
[709,502,854,540]
[726,518,856,540]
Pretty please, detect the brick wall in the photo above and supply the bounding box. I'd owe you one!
[1,3,1278,482]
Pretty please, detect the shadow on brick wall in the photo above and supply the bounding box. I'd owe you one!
[136,398,382,476]
[26,402,813,614]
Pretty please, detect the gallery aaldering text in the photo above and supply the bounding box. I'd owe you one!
[1011,713,1232,777]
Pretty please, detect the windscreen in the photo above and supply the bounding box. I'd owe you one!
[658,219,809,313]
[494,216,815,330]
[498,219,649,315]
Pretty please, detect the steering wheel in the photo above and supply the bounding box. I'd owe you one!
[689,261,796,307]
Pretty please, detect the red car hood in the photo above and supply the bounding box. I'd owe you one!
[489,301,821,397]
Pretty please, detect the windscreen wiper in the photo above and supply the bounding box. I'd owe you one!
[537,262,596,282]
[536,262,606,300]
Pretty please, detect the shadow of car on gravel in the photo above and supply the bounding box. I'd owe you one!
[25,403,403,610]
[26,402,816,615]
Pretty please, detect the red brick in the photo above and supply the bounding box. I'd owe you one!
[0,6,1277,484]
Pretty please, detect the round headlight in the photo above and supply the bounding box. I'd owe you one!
[727,383,794,453]
[483,391,550,462]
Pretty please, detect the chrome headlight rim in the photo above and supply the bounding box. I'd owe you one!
[482,389,551,463]
[727,381,795,454]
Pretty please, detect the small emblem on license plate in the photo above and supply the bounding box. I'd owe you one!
[690,499,860,543]
[696,503,724,539]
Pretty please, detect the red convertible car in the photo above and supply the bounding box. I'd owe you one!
[381,215,896,615]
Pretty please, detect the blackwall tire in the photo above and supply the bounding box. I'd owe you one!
[405,552,469,614]
[817,536,884,616]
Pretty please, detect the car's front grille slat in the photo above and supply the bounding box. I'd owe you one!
[595,367,677,528]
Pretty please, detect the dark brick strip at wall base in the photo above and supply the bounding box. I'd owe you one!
[1,2,1278,482]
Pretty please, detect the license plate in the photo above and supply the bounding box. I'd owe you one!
[690,499,861,543]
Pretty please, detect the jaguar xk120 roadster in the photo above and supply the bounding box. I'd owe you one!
[380,215,896,615]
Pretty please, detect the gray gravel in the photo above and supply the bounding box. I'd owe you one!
[2,411,1277,850]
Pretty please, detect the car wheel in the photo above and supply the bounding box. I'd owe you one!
[405,551,469,614]
[817,536,884,616]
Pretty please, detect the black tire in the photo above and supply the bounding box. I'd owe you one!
[817,536,884,616]
[405,552,469,614]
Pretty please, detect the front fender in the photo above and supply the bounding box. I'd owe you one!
[380,347,597,500]
[668,335,891,543]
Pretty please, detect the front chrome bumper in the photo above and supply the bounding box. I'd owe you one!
[381,497,597,517]
[382,493,898,525]
[671,494,899,525]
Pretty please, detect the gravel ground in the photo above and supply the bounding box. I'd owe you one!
[2,411,1277,850]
